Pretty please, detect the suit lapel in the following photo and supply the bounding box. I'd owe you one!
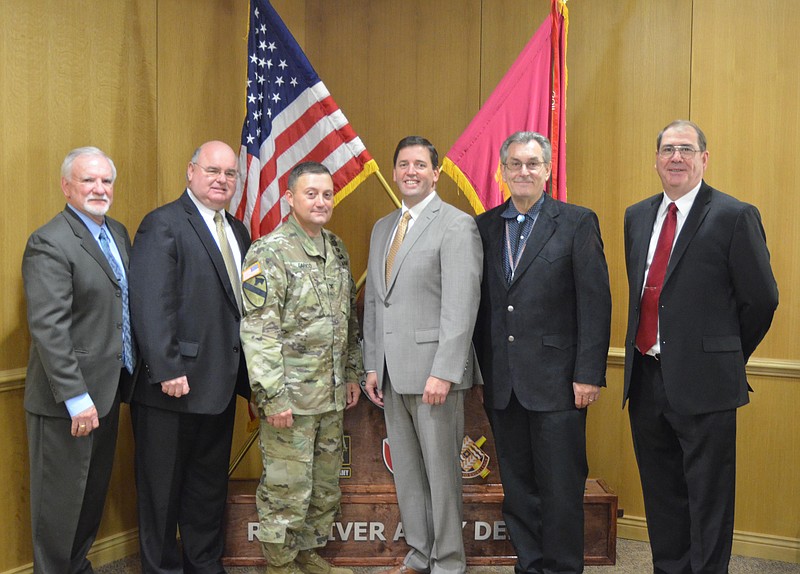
[630,196,661,298]
[664,182,712,284]
[106,219,130,269]
[62,208,119,286]
[486,206,507,289]
[386,195,441,291]
[181,193,239,311]
[509,195,557,289]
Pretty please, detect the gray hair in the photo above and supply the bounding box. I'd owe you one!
[61,147,117,181]
[657,120,707,152]
[500,132,552,164]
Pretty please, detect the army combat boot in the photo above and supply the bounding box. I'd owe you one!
[295,549,353,574]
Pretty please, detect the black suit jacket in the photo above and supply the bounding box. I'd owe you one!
[623,181,778,415]
[129,191,251,414]
[474,194,612,412]
[23,207,136,417]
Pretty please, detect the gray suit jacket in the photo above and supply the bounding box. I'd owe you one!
[23,207,134,418]
[363,193,483,393]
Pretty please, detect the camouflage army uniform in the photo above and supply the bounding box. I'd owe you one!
[240,214,363,567]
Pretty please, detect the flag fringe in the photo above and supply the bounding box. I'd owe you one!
[333,158,379,207]
[441,158,487,215]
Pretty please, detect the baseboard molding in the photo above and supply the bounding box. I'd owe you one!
[3,529,139,574]
[618,515,800,564]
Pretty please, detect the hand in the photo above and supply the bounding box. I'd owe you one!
[422,376,452,406]
[71,405,100,437]
[266,409,293,428]
[573,382,600,409]
[160,376,190,397]
[473,384,484,405]
[345,382,360,409]
[364,371,383,407]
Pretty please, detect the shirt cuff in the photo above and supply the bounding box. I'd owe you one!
[65,393,94,417]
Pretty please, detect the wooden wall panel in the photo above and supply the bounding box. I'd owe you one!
[690,0,800,539]
[691,0,800,362]
[303,0,482,276]
[0,0,157,570]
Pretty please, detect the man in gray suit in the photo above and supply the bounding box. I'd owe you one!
[22,147,136,573]
[364,136,483,574]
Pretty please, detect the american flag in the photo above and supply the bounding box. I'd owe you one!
[232,0,377,239]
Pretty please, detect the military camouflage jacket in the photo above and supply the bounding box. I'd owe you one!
[241,215,363,417]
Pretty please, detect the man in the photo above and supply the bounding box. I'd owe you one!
[129,140,251,573]
[240,161,362,574]
[473,132,612,574]
[623,120,778,574]
[22,147,136,573]
[363,136,482,574]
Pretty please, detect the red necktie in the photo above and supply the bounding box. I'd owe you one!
[636,203,678,354]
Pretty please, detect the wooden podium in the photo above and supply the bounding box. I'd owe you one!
[223,389,618,566]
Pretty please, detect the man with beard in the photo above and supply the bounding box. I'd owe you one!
[22,147,136,573]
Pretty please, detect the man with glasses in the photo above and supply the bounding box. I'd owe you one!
[473,131,611,574]
[129,140,252,572]
[623,120,778,573]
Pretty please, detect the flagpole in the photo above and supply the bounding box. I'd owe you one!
[375,170,401,208]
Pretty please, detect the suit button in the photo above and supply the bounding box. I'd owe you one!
[508,335,515,342]
[116,353,123,360]
[507,305,514,312]
[384,302,390,308]
[117,322,122,329]
[233,346,239,353]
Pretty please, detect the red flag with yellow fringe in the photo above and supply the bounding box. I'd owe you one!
[442,0,569,213]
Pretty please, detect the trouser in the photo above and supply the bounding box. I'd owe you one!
[256,410,344,566]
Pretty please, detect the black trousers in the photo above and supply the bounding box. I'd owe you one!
[629,353,737,574]
[131,396,236,574]
[487,393,588,574]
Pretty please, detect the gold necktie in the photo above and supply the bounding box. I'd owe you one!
[214,212,243,312]
[385,211,411,286]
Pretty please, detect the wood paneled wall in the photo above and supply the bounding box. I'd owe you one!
[1,0,797,570]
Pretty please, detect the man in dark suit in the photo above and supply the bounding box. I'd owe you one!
[473,131,611,574]
[623,120,778,574]
[22,147,136,573]
[129,140,251,573]
[363,136,483,574]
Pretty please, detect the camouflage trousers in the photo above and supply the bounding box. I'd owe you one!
[256,410,344,566]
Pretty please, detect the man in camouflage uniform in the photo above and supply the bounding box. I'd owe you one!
[241,161,362,574]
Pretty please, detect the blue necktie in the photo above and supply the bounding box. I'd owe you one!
[98,228,135,374]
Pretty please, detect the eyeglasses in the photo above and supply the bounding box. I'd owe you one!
[193,163,238,180]
[503,160,547,172]
[658,145,700,159]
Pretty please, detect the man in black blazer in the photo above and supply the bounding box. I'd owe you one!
[623,120,778,574]
[22,147,136,573]
[129,140,251,573]
[473,132,611,574]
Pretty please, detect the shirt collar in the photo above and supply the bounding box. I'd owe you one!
[401,190,437,221]
[67,204,108,238]
[501,194,545,220]
[186,188,224,221]
[661,181,701,217]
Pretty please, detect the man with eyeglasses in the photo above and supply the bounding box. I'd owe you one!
[473,131,611,574]
[129,140,252,572]
[623,120,778,573]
